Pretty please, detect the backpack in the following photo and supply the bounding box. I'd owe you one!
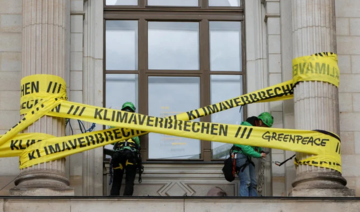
[222,151,237,182]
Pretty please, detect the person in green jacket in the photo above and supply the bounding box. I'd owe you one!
[233,112,274,196]
[110,102,141,196]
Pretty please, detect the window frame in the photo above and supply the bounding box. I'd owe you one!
[103,0,246,162]
[104,0,242,9]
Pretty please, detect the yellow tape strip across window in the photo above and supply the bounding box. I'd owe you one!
[0,52,342,172]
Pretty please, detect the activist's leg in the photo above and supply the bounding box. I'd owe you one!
[236,154,250,196]
[110,154,125,195]
[123,152,137,196]
[124,163,137,196]
[249,163,258,197]
[111,168,124,195]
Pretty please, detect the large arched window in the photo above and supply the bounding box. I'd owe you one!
[104,0,245,161]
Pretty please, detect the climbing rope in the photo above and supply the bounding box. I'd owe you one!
[78,120,96,133]
[65,119,96,135]
[257,152,297,196]
[257,157,266,195]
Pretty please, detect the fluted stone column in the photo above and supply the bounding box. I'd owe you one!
[291,0,353,196]
[10,0,74,196]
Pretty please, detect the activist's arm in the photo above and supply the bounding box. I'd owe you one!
[234,144,262,158]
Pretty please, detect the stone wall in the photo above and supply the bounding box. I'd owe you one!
[336,0,360,197]
[0,0,22,195]
[67,0,85,196]
[264,0,288,196]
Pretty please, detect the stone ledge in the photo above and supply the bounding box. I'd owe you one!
[9,188,74,196]
[1,197,360,212]
[290,188,355,197]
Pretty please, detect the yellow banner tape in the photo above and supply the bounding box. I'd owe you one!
[20,75,67,115]
[293,52,340,87]
[0,52,342,172]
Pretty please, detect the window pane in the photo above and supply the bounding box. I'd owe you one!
[106,21,138,70]
[106,0,137,5]
[148,22,199,70]
[104,74,138,158]
[211,75,242,159]
[210,21,241,71]
[148,0,198,7]
[209,0,240,7]
[148,77,200,159]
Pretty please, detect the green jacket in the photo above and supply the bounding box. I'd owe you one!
[232,121,262,158]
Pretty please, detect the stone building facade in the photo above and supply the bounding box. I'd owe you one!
[0,0,359,198]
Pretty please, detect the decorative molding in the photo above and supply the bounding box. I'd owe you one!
[264,13,280,22]
[71,11,85,16]
[261,0,280,6]
[158,182,195,196]
[103,163,238,196]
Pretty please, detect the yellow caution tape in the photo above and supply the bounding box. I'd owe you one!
[293,52,340,87]
[0,52,342,172]
[20,75,67,115]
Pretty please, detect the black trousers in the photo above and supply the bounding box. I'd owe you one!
[110,150,137,196]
